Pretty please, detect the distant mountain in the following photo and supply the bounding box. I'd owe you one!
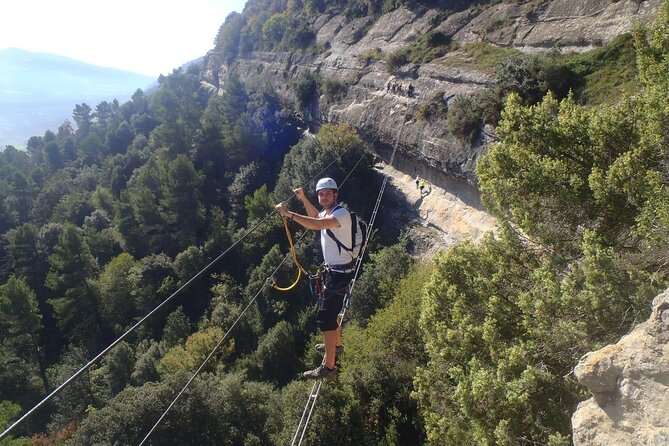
[0,47,156,148]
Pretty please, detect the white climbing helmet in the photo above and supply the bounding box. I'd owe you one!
[315,177,338,191]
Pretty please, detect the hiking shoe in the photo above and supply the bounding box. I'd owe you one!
[303,365,337,380]
[314,343,344,354]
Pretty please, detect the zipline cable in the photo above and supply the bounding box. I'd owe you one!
[291,143,398,446]
[0,145,358,441]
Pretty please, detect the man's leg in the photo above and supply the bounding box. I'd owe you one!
[323,329,338,369]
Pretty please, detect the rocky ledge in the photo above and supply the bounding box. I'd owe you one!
[572,289,669,445]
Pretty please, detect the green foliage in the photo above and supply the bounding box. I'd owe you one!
[445,94,481,144]
[315,123,363,154]
[439,42,522,74]
[244,245,295,330]
[150,69,207,152]
[127,253,177,317]
[118,152,206,256]
[416,220,663,444]
[348,240,413,324]
[214,12,244,65]
[0,276,42,340]
[360,48,383,65]
[5,2,669,443]
[206,275,263,356]
[162,306,192,348]
[0,402,27,443]
[157,327,233,376]
[46,346,98,432]
[245,184,274,223]
[0,400,30,446]
[320,77,349,103]
[0,400,21,426]
[130,340,163,385]
[416,91,449,122]
[386,31,454,71]
[273,123,373,208]
[415,229,574,445]
[415,4,669,444]
[65,374,184,445]
[291,70,321,110]
[494,52,576,106]
[342,261,431,445]
[158,153,206,252]
[245,320,302,385]
[45,224,102,346]
[71,372,280,445]
[3,226,46,293]
[566,33,639,105]
[96,253,137,333]
[100,342,135,396]
[304,0,326,14]
[478,92,643,254]
[385,48,410,73]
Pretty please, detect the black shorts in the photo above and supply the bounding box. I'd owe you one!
[316,270,352,331]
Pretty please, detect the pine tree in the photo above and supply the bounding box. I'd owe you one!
[45,224,102,347]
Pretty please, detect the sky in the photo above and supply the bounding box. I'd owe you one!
[0,0,248,77]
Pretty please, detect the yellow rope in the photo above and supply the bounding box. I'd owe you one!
[271,216,309,291]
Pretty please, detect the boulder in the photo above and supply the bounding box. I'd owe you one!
[572,289,669,446]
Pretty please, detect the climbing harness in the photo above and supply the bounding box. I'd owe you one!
[308,267,324,301]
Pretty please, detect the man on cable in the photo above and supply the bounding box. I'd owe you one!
[275,177,353,380]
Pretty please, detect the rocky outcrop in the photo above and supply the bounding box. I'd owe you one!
[572,289,669,445]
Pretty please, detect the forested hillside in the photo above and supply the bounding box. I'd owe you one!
[2,0,669,445]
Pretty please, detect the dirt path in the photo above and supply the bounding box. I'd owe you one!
[376,162,496,258]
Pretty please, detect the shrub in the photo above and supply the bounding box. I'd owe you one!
[385,48,410,73]
[320,77,349,103]
[446,94,481,143]
[291,70,321,109]
[416,91,449,121]
[360,48,383,65]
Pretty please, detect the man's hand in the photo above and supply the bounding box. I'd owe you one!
[293,187,306,201]
[274,203,291,218]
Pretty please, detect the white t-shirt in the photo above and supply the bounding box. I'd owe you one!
[319,206,353,266]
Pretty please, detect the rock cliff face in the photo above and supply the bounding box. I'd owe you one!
[202,0,661,202]
[572,289,669,445]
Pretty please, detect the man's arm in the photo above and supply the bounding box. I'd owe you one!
[293,187,319,218]
[274,203,341,230]
[291,213,340,230]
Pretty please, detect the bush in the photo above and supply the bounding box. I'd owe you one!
[446,94,481,143]
[385,48,410,73]
[360,48,383,65]
[494,53,577,105]
[416,91,449,121]
[320,77,349,103]
[290,70,321,109]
